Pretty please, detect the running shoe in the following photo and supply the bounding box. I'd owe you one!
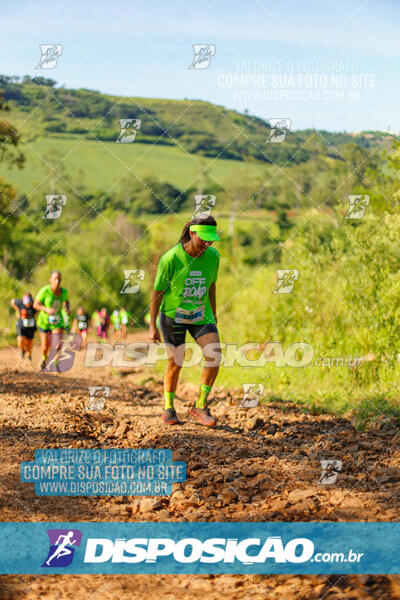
[21,351,25,359]
[39,360,46,371]
[162,408,181,425]
[189,405,217,427]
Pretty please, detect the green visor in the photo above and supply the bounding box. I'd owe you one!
[189,224,220,241]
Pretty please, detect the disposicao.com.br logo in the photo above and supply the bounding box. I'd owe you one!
[83,537,365,566]
[48,535,361,567]
[0,522,379,574]
[85,535,315,564]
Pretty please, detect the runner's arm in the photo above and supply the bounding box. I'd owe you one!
[208,283,217,323]
[150,289,164,326]
[63,299,71,315]
[71,318,77,333]
[10,299,19,313]
[33,298,54,314]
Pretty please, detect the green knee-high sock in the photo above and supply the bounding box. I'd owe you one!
[195,384,212,408]
[164,391,175,410]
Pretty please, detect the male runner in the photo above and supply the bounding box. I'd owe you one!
[33,270,70,370]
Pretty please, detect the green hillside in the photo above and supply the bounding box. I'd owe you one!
[1,137,268,194]
[1,74,397,213]
[2,74,394,164]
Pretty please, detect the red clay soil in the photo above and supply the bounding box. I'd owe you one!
[0,337,399,599]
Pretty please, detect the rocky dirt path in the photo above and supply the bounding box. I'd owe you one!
[0,335,399,599]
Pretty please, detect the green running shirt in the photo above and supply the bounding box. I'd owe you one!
[110,311,121,329]
[35,285,69,330]
[154,243,220,324]
[120,310,130,325]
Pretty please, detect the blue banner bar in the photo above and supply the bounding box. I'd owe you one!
[0,522,399,574]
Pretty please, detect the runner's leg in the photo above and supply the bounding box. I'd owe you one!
[164,352,182,406]
[161,346,186,423]
[194,330,221,406]
[188,328,220,426]
[158,312,186,423]
[26,337,33,359]
[81,330,87,349]
[48,328,64,370]
[17,335,24,357]
[39,330,51,368]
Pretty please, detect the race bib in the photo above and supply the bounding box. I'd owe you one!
[121,317,128,325]
[78,321,88,330]
[174,305,205,324]
[22,318,35,328]
[49,314,60,325]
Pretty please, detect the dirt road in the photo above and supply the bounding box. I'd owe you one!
[0,335,399,599]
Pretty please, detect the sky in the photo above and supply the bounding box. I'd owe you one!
[1,0,399,132]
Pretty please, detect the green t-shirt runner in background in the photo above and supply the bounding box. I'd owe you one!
[35,285,69,330]
[110,311,121,329]
[120,309,130,325]
[154,243,220,324]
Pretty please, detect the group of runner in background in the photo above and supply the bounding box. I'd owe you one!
[11,270,131,368]
[89,307,131,341]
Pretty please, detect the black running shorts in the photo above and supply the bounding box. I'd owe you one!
[16,325,36,339]
[159,311,218,347]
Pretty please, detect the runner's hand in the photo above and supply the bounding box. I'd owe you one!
[149,325,161,344]
[46,308,56,315]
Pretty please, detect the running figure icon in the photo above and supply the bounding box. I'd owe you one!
[41,529,82,568]
[45,531,77,566]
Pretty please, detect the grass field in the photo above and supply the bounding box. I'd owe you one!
[3,135,268,195]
